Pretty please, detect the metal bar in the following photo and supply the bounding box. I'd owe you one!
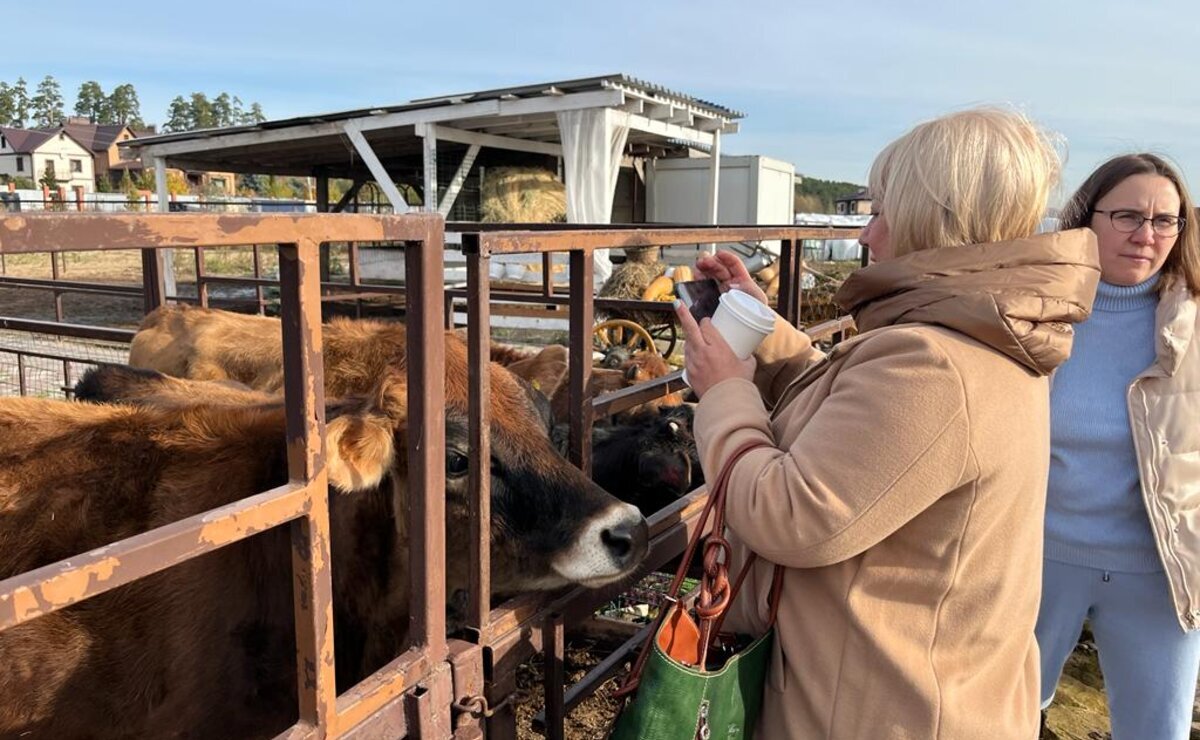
[49,251,64,322]
[0,348,120,366]
[142,248,167,314]
[194,246,209,308]
[0,274,143,297]
[347,243,361,319]
[61,359,71,399]
[473,226,860,255]
[0,482,311,631]
[591,371,688,419]
[448,639,486,739]
[567,250,593,475]
[277,239,335,732]
[0,317,135,343]
[16,353,25,395]
[404,230,447,658]
[0,213,441,254]
[541,613,566,740]
[334,648,432,734]
[542,253,554,297]
[777,239,796,326]
[532,622,653,731]
[252,245,266,315]
[465,241,491,634]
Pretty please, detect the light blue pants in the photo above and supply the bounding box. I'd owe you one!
[1036,559,1200,740]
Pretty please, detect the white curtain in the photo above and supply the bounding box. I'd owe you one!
[557,108,630,289]
[490,108,630,291]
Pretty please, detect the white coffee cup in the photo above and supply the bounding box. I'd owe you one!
[682,289,776,385]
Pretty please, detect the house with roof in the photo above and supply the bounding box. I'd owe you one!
[835,187,872,215]
[0,126,95,193]
[60,117,144,187]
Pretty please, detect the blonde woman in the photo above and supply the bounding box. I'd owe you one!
[674,108,1100,738]
[1036,154,1200,739]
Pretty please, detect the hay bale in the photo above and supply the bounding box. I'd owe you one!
[481,167,566,223]
[598,260,668,326]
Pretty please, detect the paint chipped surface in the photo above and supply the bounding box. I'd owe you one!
[8,587,43,623]
[37,557,121,608]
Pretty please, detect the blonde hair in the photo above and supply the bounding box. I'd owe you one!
[868,107,1062,257]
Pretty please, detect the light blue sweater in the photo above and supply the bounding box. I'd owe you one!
[1043,275,1163,573]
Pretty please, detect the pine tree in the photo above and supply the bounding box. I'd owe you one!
[106,84,143,127]
[11,78,30,128]
[31,75,64,128]
[75,81,106,122]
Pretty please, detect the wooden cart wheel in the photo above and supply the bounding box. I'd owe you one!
[593,319,657,356]
[648,321,678,358]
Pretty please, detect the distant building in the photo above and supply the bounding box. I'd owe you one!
[0,126,95,194]
[60,117,144,187]
[835,187,872,215]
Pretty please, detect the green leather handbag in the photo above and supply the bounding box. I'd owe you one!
[610,442,783,740]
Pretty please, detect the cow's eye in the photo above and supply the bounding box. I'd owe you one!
[446,451,470,477]
[668,421,681,435]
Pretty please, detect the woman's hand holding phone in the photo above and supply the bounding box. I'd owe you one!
[694,251,769,306]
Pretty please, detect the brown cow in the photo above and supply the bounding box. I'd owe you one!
[0,329,647,738]
[503,344,683,423]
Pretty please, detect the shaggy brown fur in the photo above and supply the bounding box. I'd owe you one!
[1,316,648,738]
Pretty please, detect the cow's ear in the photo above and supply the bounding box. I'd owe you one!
[326,411,396,492]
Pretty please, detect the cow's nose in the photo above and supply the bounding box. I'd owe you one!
[601,516,649,565]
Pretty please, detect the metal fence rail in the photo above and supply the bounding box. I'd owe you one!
[455,225,859,739]
[0,212,449,739]
[0,213,861,738]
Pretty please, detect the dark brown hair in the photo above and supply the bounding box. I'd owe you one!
[1059,153,1199,295]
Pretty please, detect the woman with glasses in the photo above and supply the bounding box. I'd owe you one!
[1037,153,1200,738]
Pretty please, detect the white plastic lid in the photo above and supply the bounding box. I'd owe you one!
[720,289,777,333]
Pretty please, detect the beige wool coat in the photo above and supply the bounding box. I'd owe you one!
[695,230,1100,739]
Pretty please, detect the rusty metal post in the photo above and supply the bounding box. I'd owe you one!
[404,231,447,659]
[448,640,486,739]
[347,243,361,319]
[142,248,167,314]
[777,238,802,327]
[16,354,26,396]
[194,247,209,308]
[541,613,566,740]
[465,236,491,635]
[567,249,594,475]
[49,251,64,322]
[542,252,554,298]
[252,245,266,315]
[405,663,454,739]
[277,238,335,733]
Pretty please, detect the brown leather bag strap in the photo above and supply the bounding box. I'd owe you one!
[615,440,769,697]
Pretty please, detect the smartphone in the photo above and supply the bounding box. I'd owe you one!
[674,278,722,322]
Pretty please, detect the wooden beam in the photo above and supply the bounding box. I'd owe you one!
[421,124,438,214]
[128,89,624,161]
[645,103,672,120]
[438,144,479,217]
[708,130,721,226]
[425,124,563,157]
[342,123,411,214]
[625,114,716,148]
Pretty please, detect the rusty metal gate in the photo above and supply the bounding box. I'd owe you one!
[0,213,860,738]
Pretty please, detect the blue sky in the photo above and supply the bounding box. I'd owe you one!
[7,0,1197,201]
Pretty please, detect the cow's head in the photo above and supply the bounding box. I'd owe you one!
[576,404,702,516]
[79,346,648,598]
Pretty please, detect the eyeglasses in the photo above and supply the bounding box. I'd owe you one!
[1093,209,1186,237]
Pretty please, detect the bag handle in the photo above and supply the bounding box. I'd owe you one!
[615,440,784,697]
